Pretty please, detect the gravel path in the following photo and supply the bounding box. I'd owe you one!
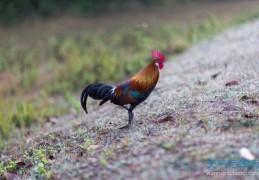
[54,19,258,179]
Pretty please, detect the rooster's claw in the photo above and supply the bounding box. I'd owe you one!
[119,124,130,129]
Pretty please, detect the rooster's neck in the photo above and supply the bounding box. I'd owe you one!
[130,60,159,92]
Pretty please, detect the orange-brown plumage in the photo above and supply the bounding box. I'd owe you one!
[130,60,159,93]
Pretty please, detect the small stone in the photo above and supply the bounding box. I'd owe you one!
[47,117,58,125]
[87,145,101,151]
[249,84,256,90]
[223,104,241,111]
[221,122,231,131]
[211,72,221,79]
[239,147,255,160]
[197,80,207,86]
[157,116,174,123]
[225,80,239,86]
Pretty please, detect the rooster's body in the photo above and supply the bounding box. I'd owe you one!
[81,50,166,128]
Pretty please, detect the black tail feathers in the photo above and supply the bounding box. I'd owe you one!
[80,83,114,114]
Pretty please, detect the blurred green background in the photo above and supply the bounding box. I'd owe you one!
[1,0,259,148]
[0,0,206,24]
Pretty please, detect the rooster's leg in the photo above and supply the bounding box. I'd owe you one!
[120,105,129,111]
[119,105,136,129]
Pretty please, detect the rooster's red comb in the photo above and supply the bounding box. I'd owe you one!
[152,50,166,62]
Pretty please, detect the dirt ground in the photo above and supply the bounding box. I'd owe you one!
[2,18,257,179]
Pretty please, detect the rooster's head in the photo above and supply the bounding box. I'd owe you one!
[152,50,166,70]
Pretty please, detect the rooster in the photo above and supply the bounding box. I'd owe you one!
[81,50,166,129]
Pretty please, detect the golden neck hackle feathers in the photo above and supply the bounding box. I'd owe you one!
[130,60,159,92]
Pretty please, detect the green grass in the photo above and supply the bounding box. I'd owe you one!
[1,8,259,150]
[0,146,55,178]
[80,137,93,152]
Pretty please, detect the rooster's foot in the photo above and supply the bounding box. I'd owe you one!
[119,123,131,129]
